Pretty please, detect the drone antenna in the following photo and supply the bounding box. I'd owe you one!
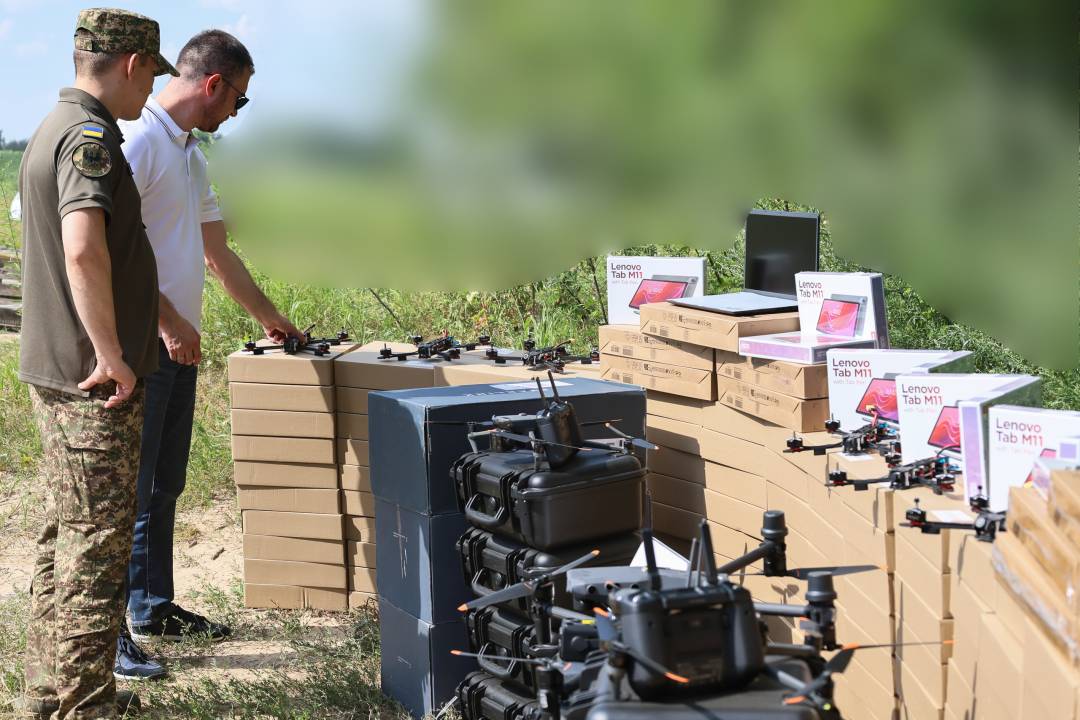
[685,538,699,588]
[642,528,662,592]
[534,377,548,406]
[698,520,719,585]
[547,370,561,402]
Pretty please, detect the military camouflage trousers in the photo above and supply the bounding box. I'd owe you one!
[24,382,145,720]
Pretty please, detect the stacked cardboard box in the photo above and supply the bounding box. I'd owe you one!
[228,342,356,610]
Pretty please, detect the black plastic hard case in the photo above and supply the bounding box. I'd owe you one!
[453,448,645,550]
[456,671,542,720]
[465,606,540,691]
[457,528,641,612]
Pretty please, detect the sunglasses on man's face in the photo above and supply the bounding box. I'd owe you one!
[207,73,249,112]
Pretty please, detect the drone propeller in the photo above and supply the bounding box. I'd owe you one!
[588,607,689,684]
[449,649,572,673]
[601,423,659,452]
[741,564,880,580]
[457,549,601,613]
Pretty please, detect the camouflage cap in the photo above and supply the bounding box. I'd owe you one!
[74,8,179,77]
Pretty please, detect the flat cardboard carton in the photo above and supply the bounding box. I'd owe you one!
[339,464,371,492]
[1052,468,1080,549]
[349,567,377,593]
[646,446,706,485]
[699,401,790,448]
[837,502,895,571]
[237,487,340,514]
[896,581,954,655]
[345,516,376,542]
[244,558,347,589]
[895,531,950,617]
[836,612,897,684]
[707,520,762,568]
[244,584,347,611]
[705,461,766,509]
[349,591,377,608]
[234,461,338,489]
[337,438,369,466]
[779,430,838,479]
[645,414,701,456]
[347,540,377,568]
[951,533,996,604]
[230,409,335,439]
[600,325,715,370]
[650,501,703,541]
[715,375,830,432]
[897,661,943,720]
[945,658,974,719]
[336,386,370,414]
[1022,621,1080,719]
[992,532,1077,657]
[336,412,368,440]
[243,534,345,565]
[699,427,807,498]
[1006,485,1080,599]
[232,436,335,465]
[975,613,1024,720]
[342,490,376,517]
[227,343,356,385]
[230,382,334,412]
[601,353,716,400]
[646,390,707,425]
[638,301,800,352]
[242,510,343,541]
[334,350,439,390]
[646,473,705,515]
[834,589,894,648]
[704,487,762,539]
[715,350,828,399]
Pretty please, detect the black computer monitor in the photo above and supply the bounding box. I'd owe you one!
[743,210,821,296]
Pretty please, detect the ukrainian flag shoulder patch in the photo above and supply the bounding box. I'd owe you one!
[82,125,104,139]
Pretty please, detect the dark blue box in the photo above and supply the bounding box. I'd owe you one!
[379,597,476,719]
[374,497,471,624]
[369,378,646,516]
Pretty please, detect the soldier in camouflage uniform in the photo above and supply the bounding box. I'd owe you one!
[16,8,176,718]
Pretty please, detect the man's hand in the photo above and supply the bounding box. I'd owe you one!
[79,353,137,409]
[261,312,302,344]
[161,307,202,365]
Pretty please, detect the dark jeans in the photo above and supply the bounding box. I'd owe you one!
[127,341,198,626]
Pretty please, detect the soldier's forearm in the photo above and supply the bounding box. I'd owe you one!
[61,209,123,360]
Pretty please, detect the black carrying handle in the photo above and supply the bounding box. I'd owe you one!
[464,493,509,530]
[475,642,518,679]
[471,567,507,598]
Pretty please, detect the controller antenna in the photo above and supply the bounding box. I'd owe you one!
[642,528,662,592]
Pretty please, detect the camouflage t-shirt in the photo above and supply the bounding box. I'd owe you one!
[17,87,159,395]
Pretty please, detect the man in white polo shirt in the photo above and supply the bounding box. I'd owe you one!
[116,29,299,679]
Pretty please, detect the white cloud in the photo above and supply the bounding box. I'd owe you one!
[222,13,255,41]
[0,18,12,40]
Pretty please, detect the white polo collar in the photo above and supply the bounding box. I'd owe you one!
[145,95,193,148]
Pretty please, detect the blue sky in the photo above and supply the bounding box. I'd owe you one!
[0,0,427,140]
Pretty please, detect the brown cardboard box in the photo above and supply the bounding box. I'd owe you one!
[647,473,706,515]
[638,302,800,352]
[601,354,716,401]
[783,527,827,571]
[336,412,369,440]
[436,363,522,387]
[945,658,974,720]
[334,350,440,390]
[646,446,706,485]
[231,409,335,439]
[345,516,377,542]
[952,533,996,603]
[230,383,335,412]
[949,579,988,686]
[1051,469,1080,549]
[349,591,378,609]
[835,610,896,682]
[237,487,340,514]
[646,391,707,425]
[242,510,343,541]
[708,521,762,568]
[339,464,371,492]
[839,481,893,530]
[699,427,806,498]
[699,402,789,448]
[704,488,762,539]
[714,351,829,399]
[341,490,376,517]
[646,415,700,455]
[835,573,895,641]
[599,325,715,370]
[349,567,378,593]
[244,558,347,589]
[234,461,338,489]
[1007,485,1080,598]
[244,584,348,611]
[779,431,837,479]
[765,483,821,547]
[896,580,954,653]
[227,344,356,385]
[337,438,369,466]
[336,386,370,414]
[650,501,703,541]
[975,614,1023,720]
[347,540,377,568]
[1022,622,1080,720]
[990,575,1031,653]
[232,436,335,464]
[895,531,950,617]
[897,661,944,720]
[838,501,895,571]
[715,376,830,432]
[895,627,947,701]
[803,475,848,535]
[243,534,345,565]
[993,532,1077,655]
[705,462,766,509]
[837,648,898,720]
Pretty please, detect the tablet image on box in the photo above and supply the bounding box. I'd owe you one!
[927,405,961,453]
[628,278,691,310]
[816,296,865,337]
[855,378,899,423]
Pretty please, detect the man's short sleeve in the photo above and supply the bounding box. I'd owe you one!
[194,147,223,224]
[55,124,119,220]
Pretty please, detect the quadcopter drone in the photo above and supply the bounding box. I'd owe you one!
[452,514,942,720]
[826,446,959,495]
[378,332,493,362]
[900,487,1006,542]
[486,336,600,374]
[785,410,901,464]
[241,325,350,357]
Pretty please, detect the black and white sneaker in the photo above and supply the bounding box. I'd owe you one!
[130,604,231,642]
[114,629,168,681]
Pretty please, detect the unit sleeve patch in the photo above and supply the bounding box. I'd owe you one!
[71,142,112,178]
